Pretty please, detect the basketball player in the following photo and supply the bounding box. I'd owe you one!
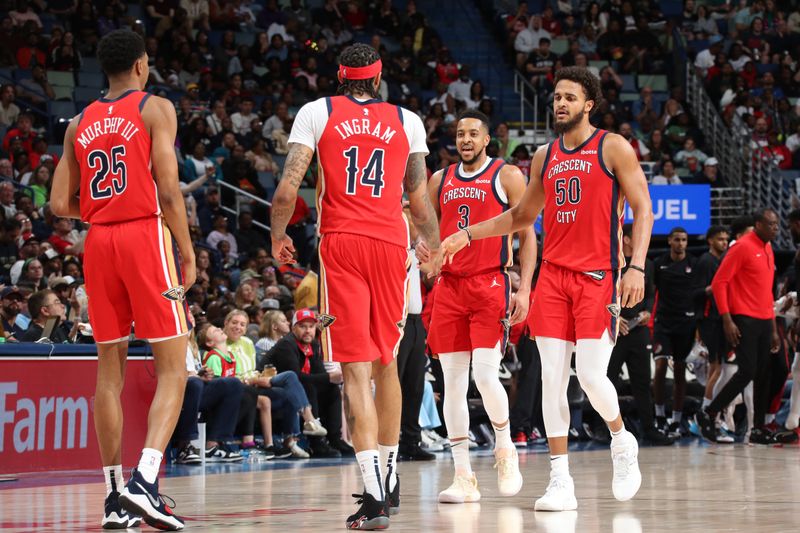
[51,30,194,530]
[420,109,534,503]
[270,43,441,530]
[441,66,652,510]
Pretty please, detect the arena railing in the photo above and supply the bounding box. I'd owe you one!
[216,180,272,232]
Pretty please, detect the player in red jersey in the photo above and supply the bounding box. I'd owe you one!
[419,110,535,504]
[51,30,194,531]
[270,43,441,530]
[442,66,653,511]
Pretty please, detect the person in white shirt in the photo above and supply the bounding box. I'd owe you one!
[206,214,238,260]
[693,36,723,77]
[651,160,683,185]
[206,100,227,136]
[447,66,473,105]
[261,101,290,141]
[231,97,258,136]
[514,16,551,66]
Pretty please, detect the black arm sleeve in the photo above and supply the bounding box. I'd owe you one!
[643,258,655,312]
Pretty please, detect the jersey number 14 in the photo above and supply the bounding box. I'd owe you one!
[343,146,385,197]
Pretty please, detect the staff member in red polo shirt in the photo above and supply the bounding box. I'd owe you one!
[696,208,780,444]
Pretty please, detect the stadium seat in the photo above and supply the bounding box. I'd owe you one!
[74,86,103,105]
[13,69,31,82]
[637,74,668,92]
[620,93,639,102]
[53,85,73,100]
[81,57,102,73]
[47,70,75,88]
[258,171,276,190]
[48,101,76,121]
[48,144,64,157]
[298,188,316,207]
[620,75,637,93]
[253,66,268,77]
[589,60,609,70]
[550,38,569,56]
[234,32,255,47]
[78,72,105,88]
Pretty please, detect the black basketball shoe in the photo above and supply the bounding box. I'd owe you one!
[102,491,142,529]
[694,410,717,443]
[119,468,185,531]
[386,475,400,516]
[346,492,390,530]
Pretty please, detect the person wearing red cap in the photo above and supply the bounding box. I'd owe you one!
[270,42,442,529]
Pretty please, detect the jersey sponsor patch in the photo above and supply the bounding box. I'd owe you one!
[318,313,337,329]
[161,286,185,302]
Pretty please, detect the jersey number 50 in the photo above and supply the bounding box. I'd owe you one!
[343,146,385,197]
[89,145,128,200]
[554,176,581,206]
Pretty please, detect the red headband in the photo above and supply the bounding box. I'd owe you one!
[337,59,383,83]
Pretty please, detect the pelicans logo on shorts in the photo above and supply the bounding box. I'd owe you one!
[161,286,185,302]
[318,314,337,329]
[500,318,511,332]
[396,320,406,330]
[606,303,621,317]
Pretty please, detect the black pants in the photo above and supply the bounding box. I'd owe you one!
[302,378,343,443]
[287,223,312,267]
[174,376,244,442]
[708,315,772,426]
[608,326,655,430]
[236,385,260,437]
[397,314,427,446]
[509,335,543,435]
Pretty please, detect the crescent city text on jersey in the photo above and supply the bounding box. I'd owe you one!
[332,117,396,144]
[546,158,593,179]
[76,117,140,148]
[442,186,487,204]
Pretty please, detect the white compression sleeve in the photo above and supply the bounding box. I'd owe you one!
[472,345,510,425]
[575,331,621,422]
[439,352,472,439]
[537,337,575,438]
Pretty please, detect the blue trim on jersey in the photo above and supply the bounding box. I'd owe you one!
[344,95,382,106]
[540,142,554,182]
[325,97,332,116]
[610,270,619,342]
[597,132,617,180]
[558,128,601,154]
[437,165,450,207]
[98,89,138,103]
[489,161,507,207]
[396,105,404,125]
[77,108,87,127]
[610,179,621,271]
[455,157,497,182]
[138,93,151,112]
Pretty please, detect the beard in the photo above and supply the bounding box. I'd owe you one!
[459,146,486,166]
[553,110,585,135]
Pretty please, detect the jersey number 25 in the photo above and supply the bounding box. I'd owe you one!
[89,145,128,200]
[343,146,385,198]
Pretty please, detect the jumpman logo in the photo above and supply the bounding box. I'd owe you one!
[551,152,559,163]
[490,277,501,288]
[446,178,454,188]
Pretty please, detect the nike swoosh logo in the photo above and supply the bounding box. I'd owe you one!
[135,482,161,508]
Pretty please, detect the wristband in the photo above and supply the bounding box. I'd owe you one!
[628,264,645,274]
[462,227,472,245]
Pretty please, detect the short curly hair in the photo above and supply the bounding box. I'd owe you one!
[337,43,381,99]
[97,29,146,76]
[553,66,603,116]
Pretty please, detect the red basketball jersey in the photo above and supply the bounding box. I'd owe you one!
[73,90,160,225]
[316,96,411,248]
[540,128,625,272]
[438,158,511,276]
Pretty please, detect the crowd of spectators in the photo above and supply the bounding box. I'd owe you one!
[688,0,800,171]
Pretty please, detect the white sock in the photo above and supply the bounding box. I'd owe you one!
[672,411,682,423]
[103,465,124,495]
[550,454,569,477]
[451,439,472,476]
[655,404,666,417]
[765,413,775,424]
[137,448,163,484]
[379,444,398,492]
[611,427,625,439]
[356,450,384,500]
[702,398,711,409]
[493,421,514,451]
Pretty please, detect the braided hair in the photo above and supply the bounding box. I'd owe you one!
[337,43,381,99]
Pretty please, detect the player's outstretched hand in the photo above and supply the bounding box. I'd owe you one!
[508,288,530,325]
[272,235,296,264]
[441,229,470,265]
[415,240,431,264]
[619,268,644,308]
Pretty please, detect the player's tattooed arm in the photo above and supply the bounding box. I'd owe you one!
[405,152,441,251]
[271,142,313,240]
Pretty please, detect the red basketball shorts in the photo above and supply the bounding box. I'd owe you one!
[84,217,192,343]
[318,232,409,365]
[428,271,510,354]
[530,261,620,343]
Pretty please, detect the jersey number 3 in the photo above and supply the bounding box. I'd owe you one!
[343,146,385,197]
[89,145,128,200]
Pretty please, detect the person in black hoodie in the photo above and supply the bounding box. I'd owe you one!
[261,308,353,457]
